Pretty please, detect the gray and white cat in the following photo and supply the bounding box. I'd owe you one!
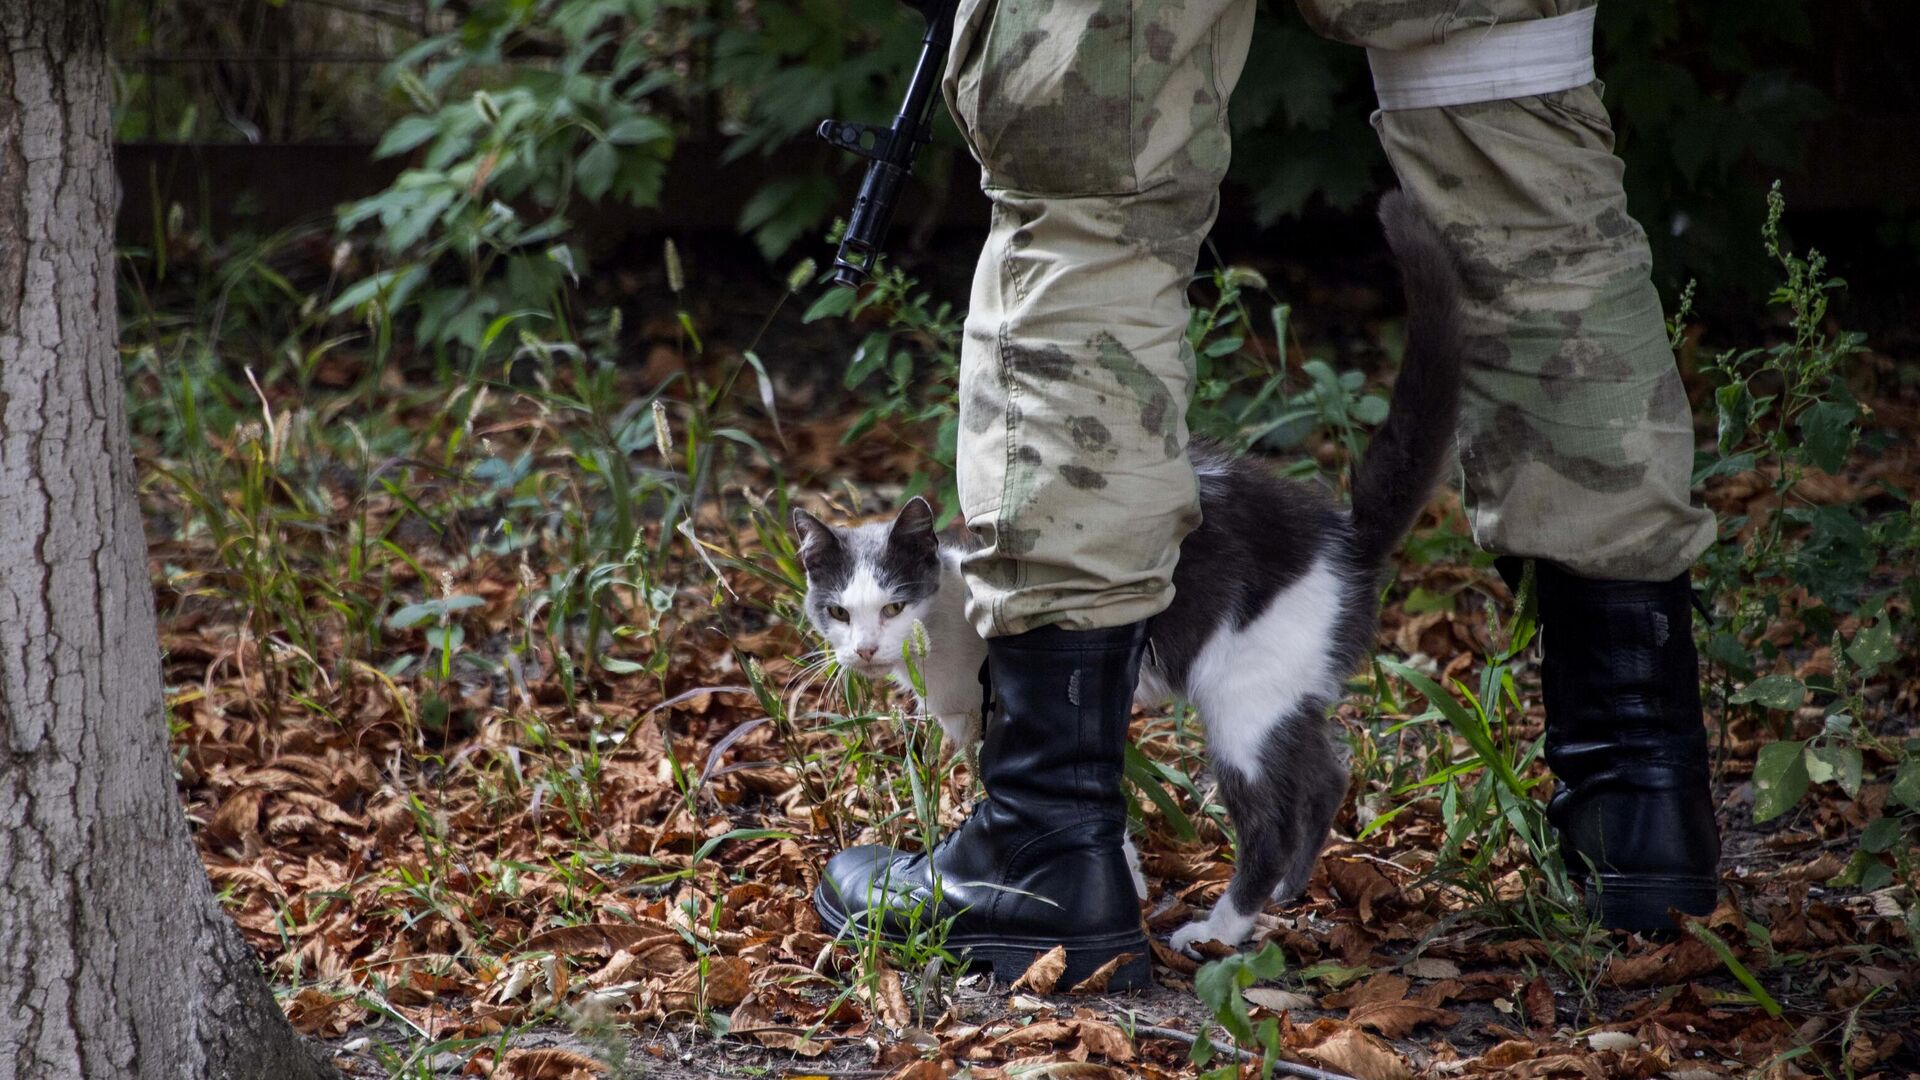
[791,194,1464,954]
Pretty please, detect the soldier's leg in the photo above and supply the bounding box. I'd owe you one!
[1297,0,1720,929]
[1304,0,1714,581]
[814,0,1258,986]
[944,0,1256,637]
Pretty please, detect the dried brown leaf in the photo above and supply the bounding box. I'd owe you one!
[659,955,750,1012]
[520,920,680,958]
[281,986,363,1037]
[1401,956,1460,980]
[994,1058,1128,1079]
[1295,1021,1412,1080]
[1244,986,1316,1013]
[863,961,913,1033]
[206,788,266,847]
[1068,952,1137,995]
[1070,1019,1135,1063]
[496,1047,608,1079]
[1346,1001,1457,1039]
[1603,938,1720,988]
[730,995,831,1057]
[1323,973,1408,1010]
[1523,975,1555,1031]
[1010,945,1067,994]
[1324,857,1396,924]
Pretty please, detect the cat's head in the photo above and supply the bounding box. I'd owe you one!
[791,497,941,678]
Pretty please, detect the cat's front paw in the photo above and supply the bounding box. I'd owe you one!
[1168,921,1217,957]
[1169,903,1257,957]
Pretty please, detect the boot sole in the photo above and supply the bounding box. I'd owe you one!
[814,887,1155,991]
[1581,873,1718,932]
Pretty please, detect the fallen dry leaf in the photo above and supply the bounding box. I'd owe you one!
[730,994,831,1057]
[659,955,749,1012]
[1346,1000,1457,1039]
[1010,946,1067,994]
[1401,956,1461,980]
[1323,973,1409,1010]
[493,1047,608,1079]
[989,1059,1128,1079]
[1244,986,1316,1013]
[1068,952,1137,995]
[1524,976,1554,1031]
[1294,1019,1412,1080]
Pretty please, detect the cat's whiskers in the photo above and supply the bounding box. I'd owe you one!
[783,650,846,716]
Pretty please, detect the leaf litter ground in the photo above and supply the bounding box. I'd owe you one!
[138,257,1920,1080]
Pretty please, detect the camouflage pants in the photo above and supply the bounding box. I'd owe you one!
[947,0,1715,638]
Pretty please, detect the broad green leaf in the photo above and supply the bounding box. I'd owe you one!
[1890,757,1920,809]
[606,115,671,145]
[375,115,442,159]
[1701,632,1756,679]
[1803,743,1862,797]
[1715,380,1753,454]
[1402,586,1454,616]
[388,593,486,629]
[1797,398,1856,474]
[1845,619,1897,677]
[575,140,618,202]
[1693,450,1757,485]
[1729,674,1805,711]
[1202,335,1245,358]
[801,286,857,323]
[1859,817,1901,855]
[1752,739,1809,822]
[1350,393,1390,426]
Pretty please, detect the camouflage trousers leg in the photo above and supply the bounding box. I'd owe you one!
[1300,0,1716,581]
[942,0,1257,637]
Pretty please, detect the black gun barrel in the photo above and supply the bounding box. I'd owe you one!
[819,0,956,288]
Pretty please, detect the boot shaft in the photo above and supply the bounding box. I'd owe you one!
[1535,563,1707,782]
[980,621,1145,827]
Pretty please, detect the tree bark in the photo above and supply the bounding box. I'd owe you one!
[0,4,336,1078]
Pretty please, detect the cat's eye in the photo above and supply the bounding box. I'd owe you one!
[827,605,849,622]
[881,601,905,618]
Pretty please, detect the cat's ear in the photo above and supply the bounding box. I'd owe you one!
[889,497,936,546]
[790,507,840,571]
[887,497,938,562]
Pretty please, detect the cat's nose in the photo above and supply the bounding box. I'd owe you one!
[856,645,877,661]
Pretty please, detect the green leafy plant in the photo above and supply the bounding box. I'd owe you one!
[338,0,677,352]
[1190,941,1289,1079]
[1688,183,1917,945]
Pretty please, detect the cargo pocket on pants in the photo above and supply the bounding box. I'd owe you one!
[949,0,1139,195]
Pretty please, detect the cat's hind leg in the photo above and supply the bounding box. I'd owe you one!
[1169,705,1347,955]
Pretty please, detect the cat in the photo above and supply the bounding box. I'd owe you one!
[790,192,1464,955]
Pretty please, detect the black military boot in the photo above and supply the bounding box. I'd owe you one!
[814,622,1153,990]
[1535,561,1721,931]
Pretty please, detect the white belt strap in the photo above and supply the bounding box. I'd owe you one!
[1368,6,1597,111]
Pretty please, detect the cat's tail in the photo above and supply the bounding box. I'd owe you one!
[1349,191,1466,568]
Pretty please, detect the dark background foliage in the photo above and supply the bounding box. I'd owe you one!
[110,0,1920,337]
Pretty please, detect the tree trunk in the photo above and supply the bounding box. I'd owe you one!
[0,5,336,1078]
